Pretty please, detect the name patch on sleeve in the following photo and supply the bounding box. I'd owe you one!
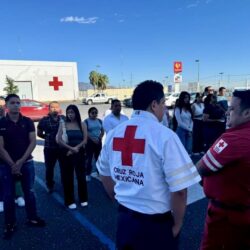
[213,139,228,154]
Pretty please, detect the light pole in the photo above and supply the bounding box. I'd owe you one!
[219,72,224,88]
[195,59,200,92]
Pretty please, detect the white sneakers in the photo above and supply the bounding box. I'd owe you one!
[68,202,88,209]
[0,197,25,211]
[80,202,88,207]
[15,197,25,207]
[0,201,3,212]
[68,203,77,209]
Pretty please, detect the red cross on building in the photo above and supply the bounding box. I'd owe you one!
[113,126,145,166]
[49,76,63,91]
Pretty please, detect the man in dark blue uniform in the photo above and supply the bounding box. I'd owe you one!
[0,94,45,239]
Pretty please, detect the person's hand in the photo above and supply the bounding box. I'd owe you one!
[11,159,24,175]
[66,150,73,156]
[71,147,79,154]
[172,223,182,238]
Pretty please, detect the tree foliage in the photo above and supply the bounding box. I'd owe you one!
[3,76,19,94]
[89,71,109,90]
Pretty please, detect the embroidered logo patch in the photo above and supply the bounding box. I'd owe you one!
[213,139,228,154]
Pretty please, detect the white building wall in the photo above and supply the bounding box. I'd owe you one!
[0,60,79,101]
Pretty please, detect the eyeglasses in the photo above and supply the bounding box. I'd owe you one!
[91,112,98,115]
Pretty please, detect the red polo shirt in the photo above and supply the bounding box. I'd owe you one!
[201,121,250,206]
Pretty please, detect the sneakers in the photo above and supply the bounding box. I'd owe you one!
[80,202,88,207]
[86,175,91,182]
[0,201,3,212]
[68,203,77,209]
[26,217,46,227]
[3,223,16,240]
[15,197,25,207]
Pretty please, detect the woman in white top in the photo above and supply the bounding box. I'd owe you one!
[174,91,193,155]
[191,93,205,155]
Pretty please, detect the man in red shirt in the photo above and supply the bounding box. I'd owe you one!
[196,90,250,249]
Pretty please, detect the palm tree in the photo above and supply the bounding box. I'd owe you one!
[89,71,99,89]
[97,74,109,90]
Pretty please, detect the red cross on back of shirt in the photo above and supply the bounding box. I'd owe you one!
[49,77,63,91]
[113,125,145,166]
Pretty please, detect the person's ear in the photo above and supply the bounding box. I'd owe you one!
[243,108,250,119]
[151,100,158,112]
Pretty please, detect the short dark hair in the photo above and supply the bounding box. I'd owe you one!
[233,90,250,111]
[5,94,20,103]
[204,86,212,92]
[132,80,164,110]
[219,87,226,92]
[88,107,98,115]
[204,93,216,106]
[111,99,121,106]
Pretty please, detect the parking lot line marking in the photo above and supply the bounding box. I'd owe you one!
[35,176,115,250]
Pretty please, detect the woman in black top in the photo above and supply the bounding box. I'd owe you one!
[57,105,88,209]
[203,94,226,152]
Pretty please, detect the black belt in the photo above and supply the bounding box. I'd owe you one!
[118,204,172,222]
[211,199,250,211]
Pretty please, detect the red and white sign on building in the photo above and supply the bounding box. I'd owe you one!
[174,61,182,73]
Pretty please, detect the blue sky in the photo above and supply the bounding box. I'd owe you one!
[1,0,250,87]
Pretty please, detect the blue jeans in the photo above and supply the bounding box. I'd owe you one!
[0,161,38,225]
[176,127,193,154]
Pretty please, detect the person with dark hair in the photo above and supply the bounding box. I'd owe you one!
[174,91,193,155]
[0,94,45,239]
[97,80,201,250]
[84,107,104,181]
[191,93,204,155]
[57,104,88,209]
[37,101,64,193]
[217,86,228,112]
[203,94,226,151]
[202,86,214,101]
[196,90,250,249]
[103,99,128,134]
[0,97,26,212]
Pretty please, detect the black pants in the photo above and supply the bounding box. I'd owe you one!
[116,205,178,250]
[192,119,204,153]
[85,140,102,175]
[44,147,62,189]
[60,149,88,206]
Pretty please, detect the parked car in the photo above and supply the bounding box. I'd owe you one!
[20,99,49,121]
[82,93,116,105]
[123,97,132,108]
[165,93,180,108]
